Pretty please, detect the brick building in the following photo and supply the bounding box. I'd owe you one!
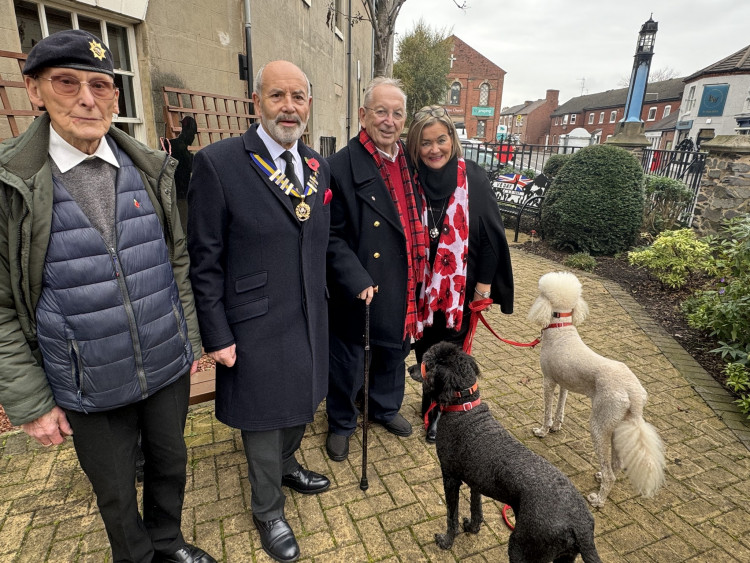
[548,78,683,147]
[444,35,505,142]
[498,89,559,144]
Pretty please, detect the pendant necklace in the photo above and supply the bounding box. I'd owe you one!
[427,198,448,240]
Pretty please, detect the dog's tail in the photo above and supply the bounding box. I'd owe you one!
[613,417,665,497]
[579,543,603,563]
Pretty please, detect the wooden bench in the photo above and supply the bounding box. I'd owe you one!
[491,172,549,242]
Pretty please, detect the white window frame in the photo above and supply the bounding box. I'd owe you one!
[685,86,696,112]
[609,110,617,123]
[554,116,558,126]
[479,82,490,106]
[599,111,604,124]
[562,114,568,125]
[15,1,145,142]
[663,105,672,118]
[647,107,657,121]
[588,113,595,124]
[334,0,344,40]
[570,114,576,124]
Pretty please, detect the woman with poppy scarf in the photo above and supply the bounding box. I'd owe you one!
[407,106,515,443]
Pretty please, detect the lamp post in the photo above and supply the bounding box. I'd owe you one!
[606,16,657,148]
[622,16,658,123]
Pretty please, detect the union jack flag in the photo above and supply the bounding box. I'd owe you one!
[496,173,532,190]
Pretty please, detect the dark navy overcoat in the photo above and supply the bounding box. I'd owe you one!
[188,124,330,431]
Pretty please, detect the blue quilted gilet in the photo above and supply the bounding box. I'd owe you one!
[36,142,193,412]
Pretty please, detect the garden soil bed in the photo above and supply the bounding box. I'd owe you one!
[520,240,729,393]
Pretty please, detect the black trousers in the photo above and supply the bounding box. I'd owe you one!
[240,425,305,520]
[326,333,410,436]
[64,373,190,563]
[414,311,471,419]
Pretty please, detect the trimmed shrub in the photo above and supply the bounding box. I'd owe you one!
[563,252,597,272]
[540,144,644,255]
[641,175,694,236]
[542,153,572,177]
[628,228,713,289]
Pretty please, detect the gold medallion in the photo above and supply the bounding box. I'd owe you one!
[295,201,311,221]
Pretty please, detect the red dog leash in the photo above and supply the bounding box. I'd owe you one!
[463,299,543,353]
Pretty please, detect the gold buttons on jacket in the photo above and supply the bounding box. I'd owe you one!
[373,221,381,227]
[373,252,381,259]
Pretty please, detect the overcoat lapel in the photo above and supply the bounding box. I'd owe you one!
[241,125,298,222]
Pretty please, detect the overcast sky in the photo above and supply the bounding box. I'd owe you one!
[394,0,750,108]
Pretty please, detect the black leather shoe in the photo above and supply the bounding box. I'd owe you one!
[326,432,350,461]
[282,467,330,494]
[426,411,441,444]
[379,413,413,437]
[253,515,300,562]
[160,544,216,563]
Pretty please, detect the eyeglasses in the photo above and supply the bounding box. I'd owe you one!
[38,75,118,100]
[414,106,448,120]
[364,106,405,121]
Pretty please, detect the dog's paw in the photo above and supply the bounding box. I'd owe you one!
[550,422,563,432]
[532,426,549,438]
[587,492,605,508]
[594,471,603,483]
[462,517,481,534]
[435,533,454,550]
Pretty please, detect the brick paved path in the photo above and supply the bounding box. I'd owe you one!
[2,247,749,562]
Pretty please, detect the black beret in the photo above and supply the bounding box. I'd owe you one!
[23,30,114,77]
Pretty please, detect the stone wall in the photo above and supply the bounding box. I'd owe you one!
[692,135,750,234]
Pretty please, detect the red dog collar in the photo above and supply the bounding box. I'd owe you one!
[440,398,481,412]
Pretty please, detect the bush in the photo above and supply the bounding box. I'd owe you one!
[628,228,713,289]
[641,175,694,236]
[542,153,572,177]
[522,168,536,180]
[540,144,644,255]
[563,252,597,272]
[682,216,750,365]
[725,363,750,419]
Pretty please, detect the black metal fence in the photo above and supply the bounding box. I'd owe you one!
[641,148,706,227]
[459,141,583,177]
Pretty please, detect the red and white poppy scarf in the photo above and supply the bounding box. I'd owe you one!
[416,158,469,337]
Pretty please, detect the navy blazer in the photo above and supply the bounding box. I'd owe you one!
[188,124,330,431]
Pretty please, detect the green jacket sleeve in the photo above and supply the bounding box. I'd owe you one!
[0,195,56,425]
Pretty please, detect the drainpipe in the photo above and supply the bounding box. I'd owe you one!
[243,0,254,104]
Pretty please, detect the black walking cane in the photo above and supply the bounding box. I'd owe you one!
[359,299,371,491]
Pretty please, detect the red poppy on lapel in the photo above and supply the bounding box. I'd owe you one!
[305,157,320,172]
[323,188,332,205]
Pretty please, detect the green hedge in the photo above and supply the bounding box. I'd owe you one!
[540,144,644,255]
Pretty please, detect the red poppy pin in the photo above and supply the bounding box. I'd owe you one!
[323,188,333,205]
[133,198,140,209]
[305,157,320,172]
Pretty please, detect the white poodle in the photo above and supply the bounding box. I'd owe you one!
[527,271,665,507]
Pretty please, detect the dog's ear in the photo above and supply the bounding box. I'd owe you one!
[527,294,553,327]
[572,295,589,325]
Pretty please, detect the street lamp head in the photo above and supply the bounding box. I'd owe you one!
[637,16,658,54]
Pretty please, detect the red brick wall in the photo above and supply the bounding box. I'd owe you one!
[446,36,506,142]
[524,90,559,144]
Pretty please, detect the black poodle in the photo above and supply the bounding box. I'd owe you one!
[422,342,602,562]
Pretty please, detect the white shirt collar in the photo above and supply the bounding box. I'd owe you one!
[48,125,120,173]
[377,143,399,162]
[257,123,304,182]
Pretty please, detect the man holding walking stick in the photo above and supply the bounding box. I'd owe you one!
[325,77,425,462]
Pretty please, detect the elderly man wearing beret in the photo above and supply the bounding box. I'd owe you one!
[0,30,215,563]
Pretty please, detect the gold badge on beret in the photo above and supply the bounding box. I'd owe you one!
[89,39,107,61]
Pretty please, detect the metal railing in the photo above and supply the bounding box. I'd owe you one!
[641,148,706,227]
[460,141,583,176]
